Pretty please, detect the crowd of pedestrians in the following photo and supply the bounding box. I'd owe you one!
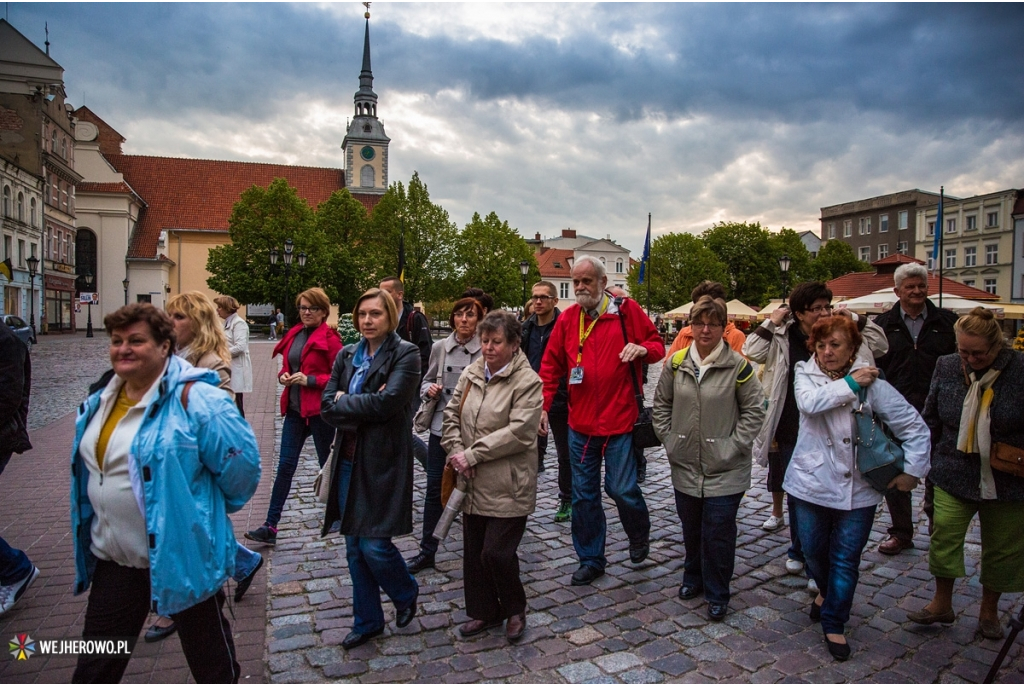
[2,255,1024,681]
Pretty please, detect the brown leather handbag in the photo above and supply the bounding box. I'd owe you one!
[991,442,1024,478]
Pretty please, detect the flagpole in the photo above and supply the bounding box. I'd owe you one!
[938,186,944,308]
[646,213,652,316]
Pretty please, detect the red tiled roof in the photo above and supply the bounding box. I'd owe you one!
[536,248,574,279]
[106,154,347,258]
[828,271,999,301]
[871,253,922,267]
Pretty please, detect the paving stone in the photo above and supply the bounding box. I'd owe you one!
[649,653,697,677]
[558,660,604,682]
[595,651,644,674]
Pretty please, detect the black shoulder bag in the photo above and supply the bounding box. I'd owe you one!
[615,299,661,449]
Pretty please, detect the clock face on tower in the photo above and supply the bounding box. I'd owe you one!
[360,146,375,161]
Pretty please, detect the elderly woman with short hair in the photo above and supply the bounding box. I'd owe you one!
[214,295,253,417]
[910,308,1024,639]
[443,310,542,643]
[654,296,764,622]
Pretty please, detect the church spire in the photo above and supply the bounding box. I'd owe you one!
[354,8,377,119]
[343,3,389,195]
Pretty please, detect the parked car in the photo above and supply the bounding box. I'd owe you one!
[2,314,35,345]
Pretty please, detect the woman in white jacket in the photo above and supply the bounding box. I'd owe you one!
[784,315,929,662]
[215,296,253,418]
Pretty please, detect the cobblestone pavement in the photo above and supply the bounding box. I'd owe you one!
[264,364,1024,684]
[23,334,112,430]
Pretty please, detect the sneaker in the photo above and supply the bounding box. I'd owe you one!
[807,578,818,594]
[554,500,572,523]
[762,515,783,532]
[0,566,39,616]
[244,525,277,546]
[785,558,805,575]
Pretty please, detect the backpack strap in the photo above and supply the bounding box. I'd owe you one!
[670,348,689,372]
[180,381,196,410]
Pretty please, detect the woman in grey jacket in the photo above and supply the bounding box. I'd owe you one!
[654,297,765,622]
[406,297,484,574]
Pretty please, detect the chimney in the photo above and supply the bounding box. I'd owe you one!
[535,232,541,240]
[562,228,576,239]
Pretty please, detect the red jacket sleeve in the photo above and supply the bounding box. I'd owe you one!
[539,310,571,412]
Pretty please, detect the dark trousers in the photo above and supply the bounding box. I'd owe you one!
[265,411,336,528]
[538,411,571,501]
[884,478,935,541]
[234,393,244,418]
[0,452,32,585]
[417,433,446,557]
[72,560,238,684]
[674,489,743,605]
[463,514,528,621]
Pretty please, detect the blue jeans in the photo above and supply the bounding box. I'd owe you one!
[0,451,32,585]
[568,429,650,571]
[337,459,418,633]
[674,489,743,605]
[417,433,446,557]
[233,544,261,582]
[265,411,336,528]
[791,496,876,635]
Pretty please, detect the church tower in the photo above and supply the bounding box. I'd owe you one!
[342,9,389,195]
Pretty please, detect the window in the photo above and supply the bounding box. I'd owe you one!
[3,235,10,261]
[29,198,36,227]
[945,249,956,269]
[927,257,934,271]
[878,244,889,259]
[2,186,9,216]
[898,210,908,230]
[966,215,977,231]
[898,241,909,254]
[17,239,25,267]
[859,246,870,261]
[859,217,871,235]
[984,278,997,295]
[61,137,67,159]
[927,221,935,236]
[987,212,999,227]
[986,244,999,264]
[964,246,977,266]
[828,222,836,239]
[843,220,852,237]
[963,279,975,288]
[946,218,956,234]
[616,258,623,274]
[360,164,374,187]
[879,214,889,233]
[559,282,569,299]
[16,192,23,222]
[50,129,57,152]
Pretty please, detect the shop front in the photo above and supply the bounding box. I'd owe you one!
[44,268,77,333]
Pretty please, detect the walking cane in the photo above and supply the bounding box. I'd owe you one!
[984,602,1024,683]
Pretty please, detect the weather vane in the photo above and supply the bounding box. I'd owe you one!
[363,2,370,19]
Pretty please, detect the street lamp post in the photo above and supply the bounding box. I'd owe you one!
[123,277,130,305]
[84,271,95,338]
[270,239,307,330]
[519,260,530,312]
[25,255,39,337]
[778,254,792,304]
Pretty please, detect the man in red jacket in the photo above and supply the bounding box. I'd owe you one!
[540,255,665,585]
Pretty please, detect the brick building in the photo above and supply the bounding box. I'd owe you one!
[820,189,942,264]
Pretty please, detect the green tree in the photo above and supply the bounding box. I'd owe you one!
[625,233,729,312]
[314,188,372,311]
[206,178,329,320]
[702,221,778,308]
[815,239,872,281]
[367,172,461,303]
[457,211,539,309]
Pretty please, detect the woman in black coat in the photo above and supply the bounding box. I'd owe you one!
[320,288,421,650]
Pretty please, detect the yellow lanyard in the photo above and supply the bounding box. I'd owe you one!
[577,295,609,364]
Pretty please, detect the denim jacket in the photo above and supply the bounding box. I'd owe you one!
[71,355,261,615]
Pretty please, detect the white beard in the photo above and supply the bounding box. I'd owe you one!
[576,292,601,311]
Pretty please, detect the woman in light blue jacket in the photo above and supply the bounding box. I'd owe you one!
[70,303,260,684]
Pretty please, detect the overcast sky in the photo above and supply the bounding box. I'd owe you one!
[9,2,1024,256]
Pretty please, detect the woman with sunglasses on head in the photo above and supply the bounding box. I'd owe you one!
[246,288,341,546]
[909,308,1024,640]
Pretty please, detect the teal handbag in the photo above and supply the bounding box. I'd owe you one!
[853,388,905,492]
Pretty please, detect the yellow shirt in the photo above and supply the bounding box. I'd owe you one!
[95,387,137,471]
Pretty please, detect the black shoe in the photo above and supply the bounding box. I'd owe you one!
[396,600,417,628]
[825,636,851,661]
[708,603,728,621]
[629,539,650,564]
[571,565,604,586]
[810,598,823,622]
[678,584,703,600]
[144,620,177,643]
[636,462,647,484]
[234,554,264,602]
[405,553,435,574]
[244,525,277,546]
[341,627,385,650]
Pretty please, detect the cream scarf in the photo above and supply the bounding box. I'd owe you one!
[689,339,725,384]
[956,366,1001,500]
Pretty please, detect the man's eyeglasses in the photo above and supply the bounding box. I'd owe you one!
[530,295,554,302]
[298,306,322,313]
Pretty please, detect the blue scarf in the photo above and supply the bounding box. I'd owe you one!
[348,339,375,395]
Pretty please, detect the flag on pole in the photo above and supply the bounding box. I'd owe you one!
[637,214,651,284]
[930,189,943,273]
[397,221,406,283]
[0,258,12,281]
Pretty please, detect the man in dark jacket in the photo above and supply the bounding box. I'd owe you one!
[522,281,572,522]
[874,263,957,555]
[0,319,37,616]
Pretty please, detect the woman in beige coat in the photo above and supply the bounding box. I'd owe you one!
[654,296,765,622]
[442,311,542,644]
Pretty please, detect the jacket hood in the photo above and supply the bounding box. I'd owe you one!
[463,348,532,384]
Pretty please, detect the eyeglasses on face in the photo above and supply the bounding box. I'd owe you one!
[298,306,322,313]
[957,342,997,360]
[530,295,554,301]
[806,305,833,314]
[692,322,723,331]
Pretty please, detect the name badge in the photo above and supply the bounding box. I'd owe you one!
[569,366,584,385]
